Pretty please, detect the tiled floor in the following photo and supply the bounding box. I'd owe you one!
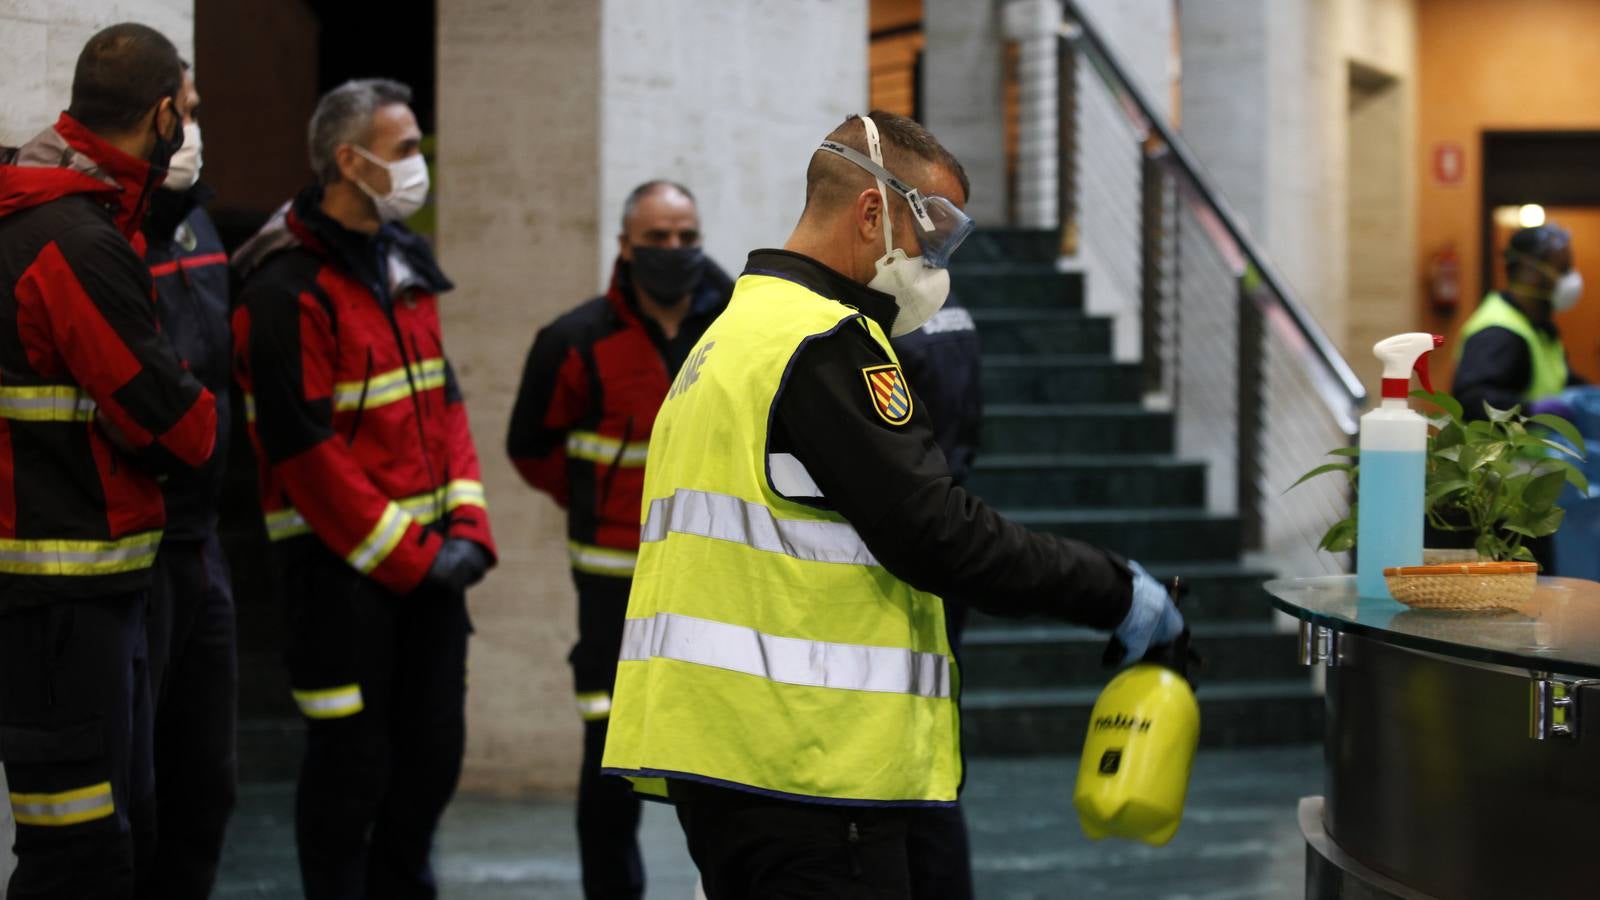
[213,744,1321,899]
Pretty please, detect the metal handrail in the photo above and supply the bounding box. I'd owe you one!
[1061,0,1368,426]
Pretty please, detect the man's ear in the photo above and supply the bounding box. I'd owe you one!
[334,144,361,184]
[855,187,883,244]
[618,232,633,263]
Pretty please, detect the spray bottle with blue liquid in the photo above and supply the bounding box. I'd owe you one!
[1356,333,1444,599]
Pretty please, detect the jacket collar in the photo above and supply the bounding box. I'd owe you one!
[0,113,160,237]
[741,249,900,334]
[232,184,452,299]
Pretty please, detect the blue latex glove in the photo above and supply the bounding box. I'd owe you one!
[1114,561,1185,665]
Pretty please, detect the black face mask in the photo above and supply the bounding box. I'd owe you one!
[631,246,706,306]
[147,97,184,172]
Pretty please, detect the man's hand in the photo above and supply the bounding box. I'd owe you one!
[1113,561,1184,665]
[425,538,491,594]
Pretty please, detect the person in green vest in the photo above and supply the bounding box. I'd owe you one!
[1453,224,1585,420]
[601,110,1184,899]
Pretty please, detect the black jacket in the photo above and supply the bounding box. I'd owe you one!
[143,184,232,539]
[755,250,1132,628]
[891,297,982,485]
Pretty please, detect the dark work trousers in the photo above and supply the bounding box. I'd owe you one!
[0,592,155,900]
[277,537,471,900]
[673,779,936,900]
[570,569,644,900]
[135,533,238,900]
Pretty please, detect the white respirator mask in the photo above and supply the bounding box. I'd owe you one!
[1552,269,1584,313]
[350,144,430,223]
[162,122,203,192]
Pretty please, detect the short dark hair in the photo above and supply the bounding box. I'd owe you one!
[803,110,970,215]
[67,23,183,134]
[620,180,696,231]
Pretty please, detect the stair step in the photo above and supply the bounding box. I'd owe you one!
[237,717,304,783]
[955,229,1060,265]
[960,679,1323,753]
[1001,508,1241,563]
[951,265,1083,310]
[959,622,1306,689]
[983,404,1173,455]
[968,454,1207,509]
[982,355,1143,404]
[964,562,1276,625]
[970,309,1112,356]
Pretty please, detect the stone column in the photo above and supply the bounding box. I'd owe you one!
[923,0,1008,225]
[436,0,866,795]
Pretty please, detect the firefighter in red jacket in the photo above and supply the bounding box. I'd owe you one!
[0,24,217,898]
[507,180,732,899]
[232,79,495,899]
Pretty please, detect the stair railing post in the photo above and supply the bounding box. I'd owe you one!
[1139,144,1168,396]
[1057,30,1079,257]
[1237,274,1267,549]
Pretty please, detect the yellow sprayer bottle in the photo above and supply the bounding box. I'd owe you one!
[1074,581,1199,847]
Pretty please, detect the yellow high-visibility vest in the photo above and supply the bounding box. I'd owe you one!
[1458,292,1570,402]
[601,272,961,805]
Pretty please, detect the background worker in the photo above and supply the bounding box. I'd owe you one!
[1453,224,1585,418]
[0,23,217,897]
[602,111,1182,898]
[507,180,732,900]
[232,78,495,899]
[890,295,982,900]
[137,61,238,900]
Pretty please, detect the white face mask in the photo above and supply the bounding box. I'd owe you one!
[350,145,430,223]
[162,122,203,192]
[855,117,951,337]
[1553,270,1584,313]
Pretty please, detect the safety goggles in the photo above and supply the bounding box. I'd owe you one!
[817,119,974,268]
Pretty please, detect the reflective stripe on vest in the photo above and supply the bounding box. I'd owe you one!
[333,357,447,413]
[569,542,637,576]
[0,385,96,422]
[641,488,878,566]
[575,690,613,721]
[265,480,485,544]
[9,782,114,827]
[347,502,410,573]
[292,684,364,719]
[567,431,649,467]
[0,531,162,576]
[621,611,952,699]
[1457,293,1570,402]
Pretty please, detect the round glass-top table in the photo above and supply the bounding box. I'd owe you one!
[1265,574,1600,677]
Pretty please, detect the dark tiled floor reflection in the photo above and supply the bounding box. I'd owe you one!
[215,744,1321,899]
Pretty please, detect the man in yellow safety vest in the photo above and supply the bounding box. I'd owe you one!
[603,110,1183,898]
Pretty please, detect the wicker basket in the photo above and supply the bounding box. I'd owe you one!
[1383,562,1538,611]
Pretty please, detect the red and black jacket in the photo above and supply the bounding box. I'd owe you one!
[507,259,731,577]
[232,185,495,596]
[0,113,218,610]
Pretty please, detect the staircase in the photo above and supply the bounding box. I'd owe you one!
[951,229,1324,754]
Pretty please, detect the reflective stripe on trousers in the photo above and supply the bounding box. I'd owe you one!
[620,611,951,699]
[9,781,115,826]
[568,542,637,576]
[292,684,365,719]
[640,488,878,566]
[575,690,612,721]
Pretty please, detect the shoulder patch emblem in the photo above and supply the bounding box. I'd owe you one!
[861,364,913,426]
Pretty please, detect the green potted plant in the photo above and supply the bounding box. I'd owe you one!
[1292,390,1588,563]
